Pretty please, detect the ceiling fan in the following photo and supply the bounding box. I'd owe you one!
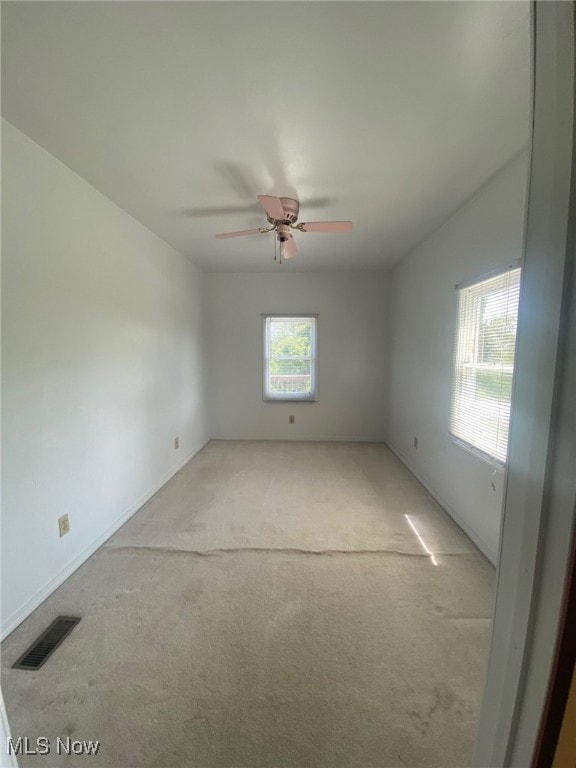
[215,195,353,262]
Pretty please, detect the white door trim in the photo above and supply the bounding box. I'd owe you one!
[473,2,576,765]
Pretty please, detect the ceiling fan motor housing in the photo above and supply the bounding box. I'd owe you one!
[280,198,299,223]
[265,197,299,226]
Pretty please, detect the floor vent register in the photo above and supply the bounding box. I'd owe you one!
[12,616,81,670]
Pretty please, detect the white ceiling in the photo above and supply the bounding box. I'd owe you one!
[2,1,531,272]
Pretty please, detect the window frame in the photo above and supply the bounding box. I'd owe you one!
[262,314,318,403]
[449,265,521,466]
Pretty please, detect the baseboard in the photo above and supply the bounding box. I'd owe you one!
[211,436,387,443]
[385,441,497,566]
[1,438,210,640]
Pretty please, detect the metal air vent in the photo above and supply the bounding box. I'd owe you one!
[12,616,81,670]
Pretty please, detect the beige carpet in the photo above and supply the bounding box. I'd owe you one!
[2,441,495,767]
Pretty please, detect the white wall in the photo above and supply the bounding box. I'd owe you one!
[386,153,528,564]
[1,121,209,637]
[207,271,389,441]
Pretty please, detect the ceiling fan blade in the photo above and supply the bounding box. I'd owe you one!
[300,221,354,233]
[257,195,286,221]
[282,237,298,260]
[215,228,262,239]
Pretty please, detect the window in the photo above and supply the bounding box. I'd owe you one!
[263,315,317,401]
[450,267,521,464]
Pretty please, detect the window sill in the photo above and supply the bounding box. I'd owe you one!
[449,433,506,470]
[263,398,317,404]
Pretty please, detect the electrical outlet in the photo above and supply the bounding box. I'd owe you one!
[58,514,70,538]
[413,436,418,449]
[174,436,179,449]
[289,415,295,424]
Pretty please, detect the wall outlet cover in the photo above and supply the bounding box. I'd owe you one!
[58,514,70,538]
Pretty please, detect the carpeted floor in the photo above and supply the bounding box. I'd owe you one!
[2,441,495,767]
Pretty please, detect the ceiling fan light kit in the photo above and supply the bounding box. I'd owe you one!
[215,195,353,263]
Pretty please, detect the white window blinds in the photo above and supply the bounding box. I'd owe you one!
[263,316,317,401]
[450,267,521,464]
